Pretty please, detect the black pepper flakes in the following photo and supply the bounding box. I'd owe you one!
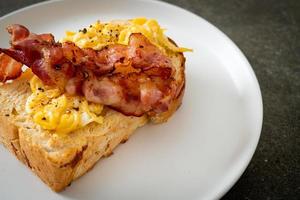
[82,28,87,34]
[38,87,44,92]
[5,114,9,117]
[42,117,46,120]
[54,64,61,70]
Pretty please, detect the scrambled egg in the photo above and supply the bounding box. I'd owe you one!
[62,17,192,54]
[26,17,191,134]
[26,75,103,134]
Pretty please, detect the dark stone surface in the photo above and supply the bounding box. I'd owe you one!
[0,0,299,199]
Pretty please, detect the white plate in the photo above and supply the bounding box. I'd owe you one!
[0,0,263,199]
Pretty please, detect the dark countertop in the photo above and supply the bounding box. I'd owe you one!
[0,0,299,199]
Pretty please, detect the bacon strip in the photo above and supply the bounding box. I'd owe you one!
[0,24,179,116]
[0,53,23,82]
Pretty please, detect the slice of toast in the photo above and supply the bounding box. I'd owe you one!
[0,51,185,192]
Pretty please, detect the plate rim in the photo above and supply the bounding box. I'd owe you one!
[0,0,263,199]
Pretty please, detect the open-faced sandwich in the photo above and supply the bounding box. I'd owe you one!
[0,17,191,191]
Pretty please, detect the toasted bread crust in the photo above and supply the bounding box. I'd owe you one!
[0,103,147,191]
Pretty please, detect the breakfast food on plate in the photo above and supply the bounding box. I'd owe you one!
[0,18,190,191]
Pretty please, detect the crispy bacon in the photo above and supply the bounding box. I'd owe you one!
[0,53,23,82]
[7,24,30,44]
[0,24,180,116]
[128,33,172,70]
[0,25,73,86]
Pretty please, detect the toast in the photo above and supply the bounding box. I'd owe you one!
[0,51,185,191]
